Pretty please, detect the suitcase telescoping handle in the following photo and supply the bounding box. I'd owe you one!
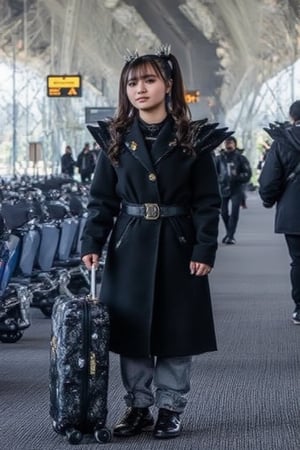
[90,264,97,300]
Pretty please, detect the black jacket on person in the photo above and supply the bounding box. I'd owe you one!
[77,150,95,176]
[61,153,75,176]
[82,117,231,358]
[215,150,252,197]
[259,123,300,234]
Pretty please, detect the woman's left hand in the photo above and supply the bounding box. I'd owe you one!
[190,261,212,276]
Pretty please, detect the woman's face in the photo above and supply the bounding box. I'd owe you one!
[126,63,170,117]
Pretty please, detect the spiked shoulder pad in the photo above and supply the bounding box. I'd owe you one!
[87,120,111,153]
[190,119,234,155]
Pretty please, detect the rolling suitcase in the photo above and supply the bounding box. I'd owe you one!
[18,228,41,276]
[75,215,87,255]
[0,234,21,295]
[49,266,111,444]
[57,217,79,261]
[38,223,60,271]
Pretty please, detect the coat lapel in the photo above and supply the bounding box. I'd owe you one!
[124,116,177,171]
[124,118,154,173]
[150,117,177,166]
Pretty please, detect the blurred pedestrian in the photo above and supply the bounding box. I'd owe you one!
[259,100,300,324]
[215,136,252,244]
[77,142,95,183]
[61,145,75,177]
[91,141,101,165]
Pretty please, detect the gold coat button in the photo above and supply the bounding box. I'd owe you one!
[148,173,156,182]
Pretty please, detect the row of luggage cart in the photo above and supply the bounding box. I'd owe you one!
[0,175,99,343]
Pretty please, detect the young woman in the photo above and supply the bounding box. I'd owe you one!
[81,46,232,440]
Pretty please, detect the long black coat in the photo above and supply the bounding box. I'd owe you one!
[82,117,229,357]
[259,124,300,234]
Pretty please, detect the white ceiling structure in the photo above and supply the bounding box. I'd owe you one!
[0,0,300,172]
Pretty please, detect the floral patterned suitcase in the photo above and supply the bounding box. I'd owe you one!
[49,266,111,444]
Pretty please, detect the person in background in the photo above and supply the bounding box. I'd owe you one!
[61,145,76,177]
[215,136,252,244]
[259,100,300,325]
[91,141,102,165]
[81,46,231,440]
[257,140,271,175]
[237,147,249,209]
[77,142,95,183]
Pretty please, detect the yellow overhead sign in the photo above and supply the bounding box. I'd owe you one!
[47,75,82,97]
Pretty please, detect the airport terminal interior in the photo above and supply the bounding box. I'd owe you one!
[1,1,300,449]
[0,0,300,172]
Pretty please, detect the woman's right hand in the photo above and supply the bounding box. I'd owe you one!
[82,253,99,270]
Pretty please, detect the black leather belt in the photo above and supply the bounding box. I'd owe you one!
[122,202,189,220]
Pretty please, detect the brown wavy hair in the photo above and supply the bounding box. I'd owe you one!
[107,53,193,164]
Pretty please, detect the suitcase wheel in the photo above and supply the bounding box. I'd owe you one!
[94,427,112,444]
[65,428,83,445]
[52,420,63,434]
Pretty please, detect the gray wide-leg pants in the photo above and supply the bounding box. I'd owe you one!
[120,355,192,413]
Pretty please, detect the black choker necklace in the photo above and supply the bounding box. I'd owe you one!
[138,117,168,138]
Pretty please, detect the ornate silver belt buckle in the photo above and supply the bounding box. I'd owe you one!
[144,203,160,220]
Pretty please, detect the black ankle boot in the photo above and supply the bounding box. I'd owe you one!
[113,407,154,437]
[153,408,182,439]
